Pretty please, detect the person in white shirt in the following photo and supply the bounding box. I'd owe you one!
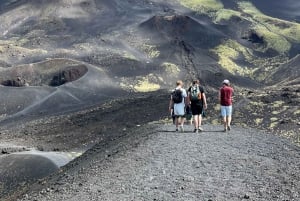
[169,80,187,132]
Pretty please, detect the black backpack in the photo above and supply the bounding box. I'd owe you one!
[172,89,183,104]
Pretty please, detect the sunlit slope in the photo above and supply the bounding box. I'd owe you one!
[178,0,300,83]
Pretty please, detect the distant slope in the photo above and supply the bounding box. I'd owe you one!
[266,54,300,85]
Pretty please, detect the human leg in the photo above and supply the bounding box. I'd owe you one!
[175,116,179,131]
[226,106,232,130]
[221,106,227,131]
[193,115,199,132]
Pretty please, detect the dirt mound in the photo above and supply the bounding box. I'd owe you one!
[0,59,88,87]
[140,15,224,47]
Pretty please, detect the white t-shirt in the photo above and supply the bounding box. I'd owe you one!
[173,87,187,116]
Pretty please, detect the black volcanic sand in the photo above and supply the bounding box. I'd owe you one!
[0,89,298,200]
[8,123,300,201]
[0,0,299,200]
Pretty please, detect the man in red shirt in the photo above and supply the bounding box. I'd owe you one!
[219,79,234,132]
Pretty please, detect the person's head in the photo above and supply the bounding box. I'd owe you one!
[222,79,230,86]
[192,79,200,85]
[176,80,183,87]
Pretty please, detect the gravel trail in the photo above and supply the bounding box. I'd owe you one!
[17,123,300,201]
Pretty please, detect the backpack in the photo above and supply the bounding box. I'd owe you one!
[190,85,202,101]
[172,89,183,104]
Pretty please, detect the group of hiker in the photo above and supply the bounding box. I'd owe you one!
[169,79,234,133]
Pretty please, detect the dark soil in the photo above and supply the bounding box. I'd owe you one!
[8,123,300,201]
[0,89,299,200]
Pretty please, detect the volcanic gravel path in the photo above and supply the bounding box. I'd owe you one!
[16,123,300,201]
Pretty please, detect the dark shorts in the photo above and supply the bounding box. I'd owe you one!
[191,103,203,115]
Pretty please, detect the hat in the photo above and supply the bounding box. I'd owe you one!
[223,79,230,84]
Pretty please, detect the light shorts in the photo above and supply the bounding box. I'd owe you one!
[174,102,185,117]
[221,105,232,117]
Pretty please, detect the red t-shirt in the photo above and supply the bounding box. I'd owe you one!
[220,86,233,106]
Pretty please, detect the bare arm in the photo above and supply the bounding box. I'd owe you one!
[202,93,207,109]
[169,95,173,112]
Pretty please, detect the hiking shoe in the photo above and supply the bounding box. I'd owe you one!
[175,128,179,132]
[193,128,197,132]
[223,128,227,132]
[198,127,203,132]
[228,125,231,131]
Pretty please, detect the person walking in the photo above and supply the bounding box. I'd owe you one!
[187,79,207,133]
[219,79,234,132]
[169,80,187,132]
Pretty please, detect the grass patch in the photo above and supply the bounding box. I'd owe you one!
[141,44,160,59]
[255,118,263,125]
[211,39,254,76]
[294,110,300,115]
[161,62,180,74]
[123,51,137,60]
[238,1,300,53]
[133,74,161,92]
[254,26,291,53]
[272,110,280,115]
[179,0,223,13]
[214,9,241,23]
[272,101,285,108]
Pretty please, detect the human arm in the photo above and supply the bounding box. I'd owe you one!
[169,95,174,112]
[202,93,207,109]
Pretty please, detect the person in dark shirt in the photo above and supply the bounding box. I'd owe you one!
[219,79,234,132]
[187,80,207,133]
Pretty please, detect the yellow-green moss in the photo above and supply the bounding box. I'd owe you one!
[215,9,241,23]
[239,2,300,43]
[134,77,160,92]
[123,51,137,60]
[254,26,291,53]
[141,44,160,59]
[294,110,300,115]
[161,62,180,74]
[134,81,160,92]
[237,1,300,53]
[270,121,278,128]
[250,101,265,107]
[272,101,285,108]
[179,0,223,13]
[272,110,280,115]
[255,118,263,125]
[211,40,253,76]
[271,117,278,122]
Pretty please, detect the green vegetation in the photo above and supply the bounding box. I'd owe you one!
[238,1,300,53]
[141,44,160,59]
[180,0,300,54]
[134,77,161,92]
[211,38,289,81]
[211,40,253,76]
[255,118,263,125]
[161,62,180,74]
[179,0,223,13]
[123,51,137,60]
[214,9,241,23]
[272,101,284,108]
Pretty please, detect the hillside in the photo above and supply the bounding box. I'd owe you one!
[0,0,299,199]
